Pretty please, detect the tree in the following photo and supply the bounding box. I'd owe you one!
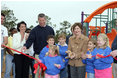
[55,21,71,43]
[55,21,71,35]
[29,25,34,29]
[1,5,18,35]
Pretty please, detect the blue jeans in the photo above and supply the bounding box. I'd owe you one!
[1,49,4,72]
[87,72,95,78]
[60,66,68,78]
[4,54,15,78]
[70,66,85,78]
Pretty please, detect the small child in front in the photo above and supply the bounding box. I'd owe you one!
[38,45,64,78]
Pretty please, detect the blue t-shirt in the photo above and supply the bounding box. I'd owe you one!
[39,45,49,60]
[82,50,96,73]
[57,44,68,66]
[41,55,65,75]
[93,46,113,70]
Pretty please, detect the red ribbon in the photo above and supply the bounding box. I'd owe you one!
[2,45,47,78]
[92,54,117,60]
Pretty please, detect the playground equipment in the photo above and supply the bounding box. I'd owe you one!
[89,26,106,39]
[81,1,117,78]
[81,1,117,48]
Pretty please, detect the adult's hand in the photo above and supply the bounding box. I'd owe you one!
[1,43,5,48]
[110,50,117,57]
[21,46,27,52]
[69,52,75,59]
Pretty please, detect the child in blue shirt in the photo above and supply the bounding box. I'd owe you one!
[39,35,55,60]
[93,33,113,78]
[82,39,97,78]
[57,34,68,78]
[39,45,65,78]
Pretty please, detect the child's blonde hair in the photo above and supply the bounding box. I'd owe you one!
[58,33,66,39]
[49,45,59,55]
[97,33,109,48]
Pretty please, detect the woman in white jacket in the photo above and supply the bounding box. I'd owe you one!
[12,21,30,78]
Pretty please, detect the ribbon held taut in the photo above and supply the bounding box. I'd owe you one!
[92,53,117,60]
[2,45,47,78]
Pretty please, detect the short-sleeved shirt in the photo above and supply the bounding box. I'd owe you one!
[1,25,8,49]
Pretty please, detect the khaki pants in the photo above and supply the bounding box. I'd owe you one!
[34,54,40,78]
[34,54,44,78]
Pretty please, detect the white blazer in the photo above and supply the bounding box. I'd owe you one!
[12,32,27,54]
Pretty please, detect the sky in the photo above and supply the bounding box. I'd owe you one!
[1,0,116,31]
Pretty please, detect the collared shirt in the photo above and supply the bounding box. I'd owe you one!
[68,34,89,67]
[57,42,68,66]
[58,42,67,46]
[39,24,46,27]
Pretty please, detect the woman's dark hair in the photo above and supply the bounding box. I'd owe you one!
[26,28,31,33]
[10,28,16,32]
[1,13,5,17]
[17,21,27,31]
[71,22,83,31]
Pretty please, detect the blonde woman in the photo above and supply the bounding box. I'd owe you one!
[93,33,113,78]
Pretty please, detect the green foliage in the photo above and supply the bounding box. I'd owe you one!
[45,15,57,29]
[29,25,34,29]
[55,21,72,43]
[44,16,72,43]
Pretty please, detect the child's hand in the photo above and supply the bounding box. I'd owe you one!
[86,54,92,59]
[63,59,65,62]
[96,53,103,59]
[45,52,49,56]
[96,55,100,59]
[54,64,61,68]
